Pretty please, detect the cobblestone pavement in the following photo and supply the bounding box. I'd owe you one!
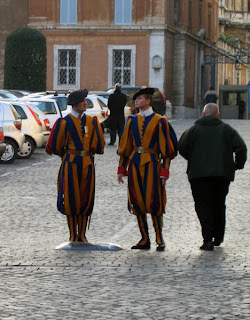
[0,119,249,320]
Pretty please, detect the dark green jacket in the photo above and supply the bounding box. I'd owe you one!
[179,116,247,181]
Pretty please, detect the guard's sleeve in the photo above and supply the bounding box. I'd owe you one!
[117,117,133,175]
[45,118,67,157]
[91,116,105,154]
[158,117,178,178]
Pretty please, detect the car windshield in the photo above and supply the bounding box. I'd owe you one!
[0,92,18,99]
[32,101,57,114]
[86,99,94,109]
[53,97,67,111]
[97,98,106,109]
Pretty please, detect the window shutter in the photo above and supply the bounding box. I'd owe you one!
[69,0,77,24]
[123,0,132,24]
[115,0,123,24]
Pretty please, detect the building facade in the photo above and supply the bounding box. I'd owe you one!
[1,0,219,118]
[217,0,250,87]
[26,0,219,117]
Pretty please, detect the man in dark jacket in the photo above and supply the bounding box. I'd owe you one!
[179,103,247,251]
[204,86,219,104]
[107,83,127,145]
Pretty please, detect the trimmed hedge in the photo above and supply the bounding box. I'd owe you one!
[4,27,47,92]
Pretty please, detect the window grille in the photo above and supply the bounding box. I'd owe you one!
[113,50,131,85]
[60,0,77,25]
[58,50,77,85]
[115,0,132,25]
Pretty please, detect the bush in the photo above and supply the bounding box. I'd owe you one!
[4,26,47,92]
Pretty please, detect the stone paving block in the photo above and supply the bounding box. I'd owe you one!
[0,120,249,319]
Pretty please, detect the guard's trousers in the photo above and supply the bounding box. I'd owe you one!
[66,215,88,242]
[136,214,165,246]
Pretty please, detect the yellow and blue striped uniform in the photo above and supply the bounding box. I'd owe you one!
[46,113,105,217]
[118,113,177,217]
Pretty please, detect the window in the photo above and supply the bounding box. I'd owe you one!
[97,98,106,109]
[208,4,212,40]
[199,0,203,27]
[54,97,67,111]
[59,50,76,85]
[188,0,193,31]
[60,0,77,25]
[54,45,81,90]
[115,0,132,25]
[174,0,179,27]
[86,99,94,109]
[108,45,136,87]
[12,105,27,119]
[36,102,57,115]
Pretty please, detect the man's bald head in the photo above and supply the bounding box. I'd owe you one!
[203,103,220,117]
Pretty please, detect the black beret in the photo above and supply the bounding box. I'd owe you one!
[133,87,155,100]
[67,89,88,105]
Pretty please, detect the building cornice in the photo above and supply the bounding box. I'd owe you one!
[27,23,211,46]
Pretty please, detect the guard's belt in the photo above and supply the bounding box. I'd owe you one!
[66,150,92,157]
[134,146,157,154]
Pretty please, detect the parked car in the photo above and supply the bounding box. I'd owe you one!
[10,102,45,158]
[106,86,167,115]
[0,90,19,100]
[0,101,25,164]
[40,93,71,117]
[8,90,32,97]
[40,94,109,124]
[42,93,109,123]
[0,106,6,157]
[89,91,112,100]
[96,94,131,120]
[20,97,62,129]
[21,94,109,127]
[27,103,50,146]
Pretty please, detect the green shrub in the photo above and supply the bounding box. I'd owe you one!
[4,26,47,92]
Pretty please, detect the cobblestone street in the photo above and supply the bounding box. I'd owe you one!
[0,119,249,320]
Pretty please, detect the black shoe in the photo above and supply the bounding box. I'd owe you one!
[156,244,165,251]
[200,241,214,251]
[131,243,150,250]
[213,239,223,246]
[108,142,114,145]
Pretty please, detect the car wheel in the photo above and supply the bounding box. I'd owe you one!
[0,138,18,164]
[18,136,35,159]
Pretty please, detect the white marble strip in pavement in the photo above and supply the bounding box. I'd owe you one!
[110,220,137,242]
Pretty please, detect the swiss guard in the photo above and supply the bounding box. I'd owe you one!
[46,89,105,242]
[117,87,178,251]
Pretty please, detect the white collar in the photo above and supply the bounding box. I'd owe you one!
[140,107,153,118]
[71,109,82,118]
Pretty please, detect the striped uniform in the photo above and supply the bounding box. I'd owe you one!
[46,113,104,242]
[117,112,177,246]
